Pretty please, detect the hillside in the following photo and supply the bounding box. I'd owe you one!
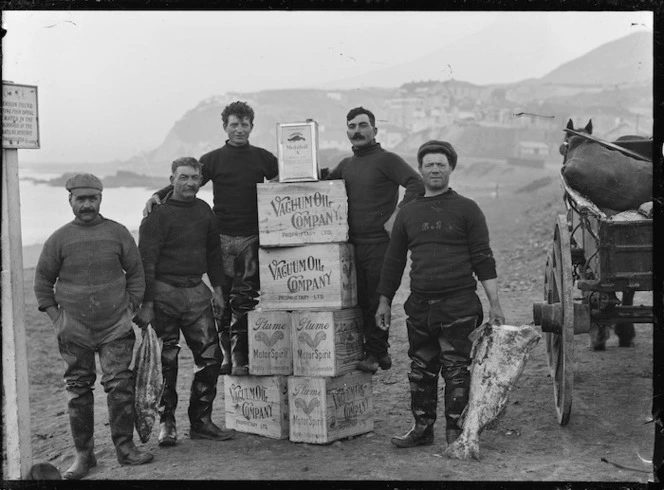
[120,32,652,174]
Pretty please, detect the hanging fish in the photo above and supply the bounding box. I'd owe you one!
[444,323,540,460]
[134,325,164,443]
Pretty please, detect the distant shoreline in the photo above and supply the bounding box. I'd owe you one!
[22,170,169,189]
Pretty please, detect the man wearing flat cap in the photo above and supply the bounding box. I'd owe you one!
[326,106,424,374]
[34,173,153,479]
[375,140,505,449]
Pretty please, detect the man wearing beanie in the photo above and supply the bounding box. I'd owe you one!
[375,140,505,448]
[144,101,278,376]
[134,157,236,447]
[327,106,424,374]
[34,173,153,479]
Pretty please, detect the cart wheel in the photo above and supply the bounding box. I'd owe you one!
[543,215,575,426]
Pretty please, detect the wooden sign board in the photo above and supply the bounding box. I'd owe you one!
[248,309,293,376]
[291,308,363,377]
[258,243,357,310]
[277,120,319,182]
[288,372,374,444]
[2,83,40,149]
[257,180,349,247]
[224,375,289,439]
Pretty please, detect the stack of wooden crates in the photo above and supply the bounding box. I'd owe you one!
[223,128,374,444]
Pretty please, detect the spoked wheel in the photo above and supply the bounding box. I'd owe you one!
[543,215,575,426]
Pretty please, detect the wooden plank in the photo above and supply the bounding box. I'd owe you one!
[257,181,349,247]
[248,310,293,376]
[2,149,33,478]
[292,308,364,377]
[223,375,289,439]
[288,372,374,444]
[258,243,357,310]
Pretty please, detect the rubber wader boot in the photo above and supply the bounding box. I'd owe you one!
[189,365,236,440]
[158,415,177,447]
[219,331,232,375]
[391,424,435,448]
[108,379,154,466]
[63,393,97,480]
[444,375,469,446]
[391,384,436,448]
[230,331,249,376]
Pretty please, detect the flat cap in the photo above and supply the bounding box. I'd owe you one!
[417,140,458,169]
[65,173,103,195]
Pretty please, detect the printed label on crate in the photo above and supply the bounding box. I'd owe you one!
[224,375,289,439]
[258,244,357,309]
[248,310,292,375]
[257,181,348,246]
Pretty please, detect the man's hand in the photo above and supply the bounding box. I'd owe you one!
[375,296,392,331]
[489,304,505,326]
[211,287,225,320]
[133,301,154,329]
[142,194,161,218]
[45,305,60,323]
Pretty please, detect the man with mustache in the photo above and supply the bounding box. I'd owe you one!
[327,107,424,374]
[375,140,505,448]
[34,173,153,479]
[134,157,236,447]
[144,101,279,376]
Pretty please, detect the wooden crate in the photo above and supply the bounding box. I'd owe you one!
[224,375,289,439]
[257,181,348,247]
[288,372,374,444]
[258,243,357,310]
[248,309,293,376]
[291,308,363,377]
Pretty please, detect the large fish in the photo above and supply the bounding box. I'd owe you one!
[134,325,164,443]
[444,323,540,460]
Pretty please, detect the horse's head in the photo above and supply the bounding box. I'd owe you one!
[560,119,593,160]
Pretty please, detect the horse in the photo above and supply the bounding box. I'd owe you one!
[560,119,636,351]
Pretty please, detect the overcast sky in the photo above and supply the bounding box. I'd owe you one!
[2,10,654,164]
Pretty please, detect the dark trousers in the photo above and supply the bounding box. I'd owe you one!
[403,290,483,429]
[216,234,260,364]
[355,241,390,356]
[152,281,221,425]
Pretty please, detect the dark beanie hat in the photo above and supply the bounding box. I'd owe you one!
[417,140,458,169]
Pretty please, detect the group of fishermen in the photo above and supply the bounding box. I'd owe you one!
[34,101,504,479]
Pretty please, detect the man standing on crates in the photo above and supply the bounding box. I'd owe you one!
[374,140,505,447]
[34,173,153,479]
[134,157,236,447]
[144,101,279,376]
[326,106,424,374]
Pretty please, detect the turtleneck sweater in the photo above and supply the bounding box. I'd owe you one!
[327,142,424,244]
[155,141,278,236]
[138,195,224,302]
[377,189,497,300]
[34,215,145,324]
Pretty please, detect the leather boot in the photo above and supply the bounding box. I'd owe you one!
[158,415,177,447]
[230,331,249,376]
[63,392,97,480]
[107,378,154,466]
[391,424,434,448]
[446,427,463,444]
[218,331,232,375]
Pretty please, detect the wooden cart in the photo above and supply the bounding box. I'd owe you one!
[532,137,654,426]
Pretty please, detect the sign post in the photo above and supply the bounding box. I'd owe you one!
[2,81,39,479]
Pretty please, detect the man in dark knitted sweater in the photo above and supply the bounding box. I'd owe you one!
[375,140,505,449]
[144,101,278,376]
[135,157,236,447]
[34,173,153,479]
[327,106,424,373]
